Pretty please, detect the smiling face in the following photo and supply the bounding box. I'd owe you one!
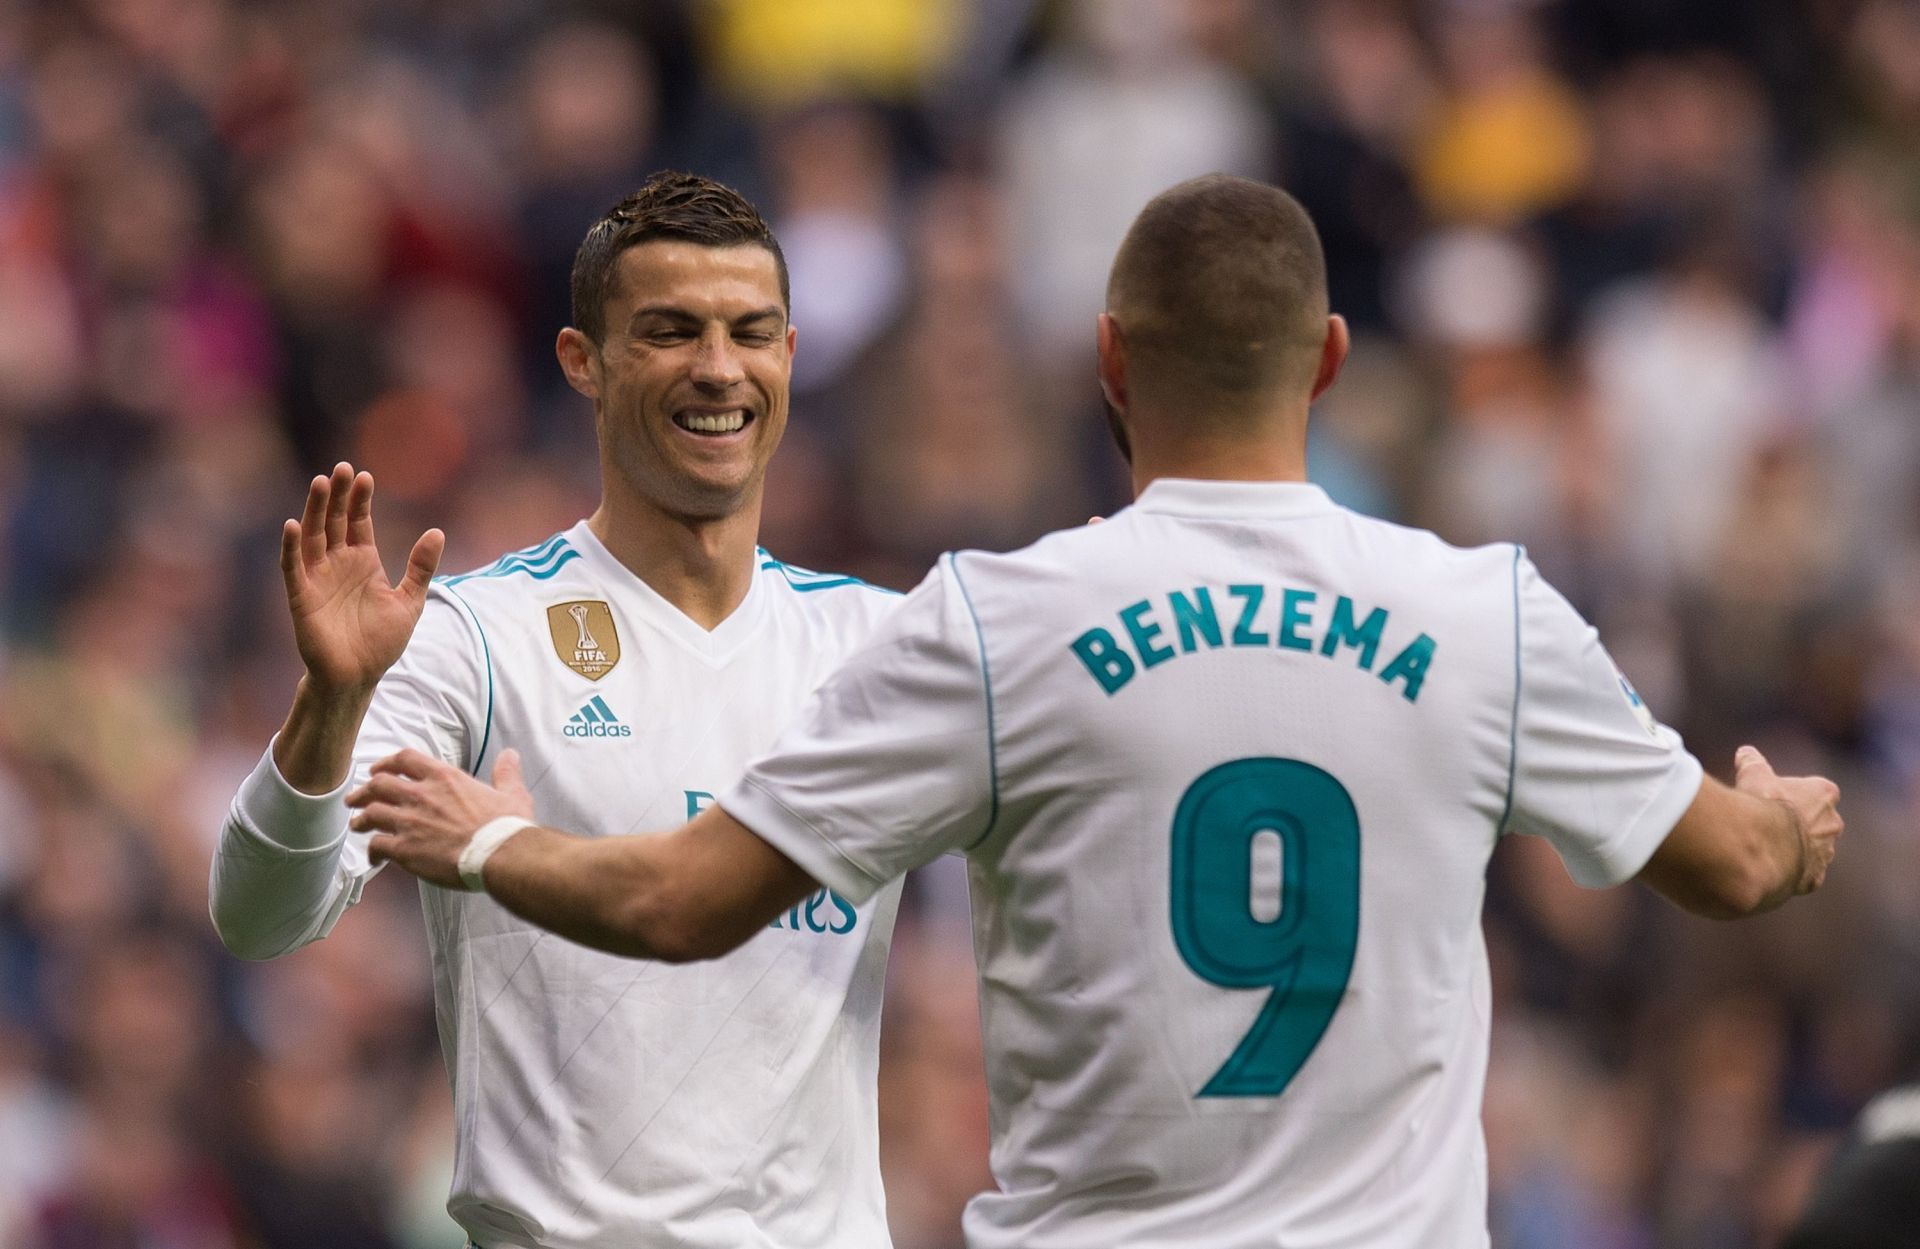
[560,240,794,522]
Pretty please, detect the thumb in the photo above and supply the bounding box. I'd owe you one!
[1733,745,1775,787]
[400,528,446,603]
[492,748,525,793]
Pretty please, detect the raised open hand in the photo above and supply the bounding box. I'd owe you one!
[281,462,446,695]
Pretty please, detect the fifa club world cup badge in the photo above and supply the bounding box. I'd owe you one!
[547,601,621,680]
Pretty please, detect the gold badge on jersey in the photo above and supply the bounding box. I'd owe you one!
[547,600,621,680]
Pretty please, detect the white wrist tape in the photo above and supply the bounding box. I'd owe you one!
[458,816,535,892]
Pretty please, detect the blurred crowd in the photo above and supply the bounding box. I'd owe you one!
[1,0,1918,1246]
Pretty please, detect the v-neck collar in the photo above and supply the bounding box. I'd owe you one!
[566,521,769,664]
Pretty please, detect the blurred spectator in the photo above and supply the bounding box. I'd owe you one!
[0,1024,73,1247]
[769,104,909,396]
[1580,226,1786,588]
[704,0,968,110]
[31,1093,246,1249]
[1414,3,1592,225]
[510,21,660,389]
[1000,0,1272,365]
[1273,0,1433,332]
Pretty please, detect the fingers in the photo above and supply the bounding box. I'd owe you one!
[299,473,329,564]
[400,528,446,604]
[280,519,304,594]
[367,829,462,892]
[324,461,353,549]
[368,748,446,781]
[345,771,416,810]
[1733,745,1775,788]
[492,748,524,792]
[350,802,406,833]
[1804,821,1840,892]
[1783,770,1845,896]
[295,462,370,566]
[346,470,376,547]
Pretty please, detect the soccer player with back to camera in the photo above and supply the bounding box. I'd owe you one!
[350,175,1845,1248]
[210,174,902,1249]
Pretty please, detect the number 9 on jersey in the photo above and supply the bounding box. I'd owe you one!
[1169,757,1361,1098]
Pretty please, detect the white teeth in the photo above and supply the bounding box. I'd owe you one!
[679,411,746,434]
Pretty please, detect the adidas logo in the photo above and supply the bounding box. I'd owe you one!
[564,695,632,738]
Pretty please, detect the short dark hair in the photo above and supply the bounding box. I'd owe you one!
[570,171,789,342]
[1106,174,1328,401]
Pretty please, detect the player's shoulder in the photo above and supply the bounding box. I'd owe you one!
[1304,510,1530,634]
[427,528,601,632]
[1336,509,1523,580]
[934,524,1112,625]
[754,548,904,629]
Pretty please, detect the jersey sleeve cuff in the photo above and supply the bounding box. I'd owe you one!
[1567,743,1705,888]
[719,778,887,906]
[230,740,352,854]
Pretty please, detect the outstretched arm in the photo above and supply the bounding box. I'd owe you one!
[352,555,999,961]
[348,750,820,962]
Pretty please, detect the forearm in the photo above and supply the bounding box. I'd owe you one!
[479,826,684,960]
[1640,777,1811,920]
[354,772,818,962]
[273,674,378,794]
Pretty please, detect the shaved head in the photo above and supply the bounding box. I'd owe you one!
[1106,175,1330,409]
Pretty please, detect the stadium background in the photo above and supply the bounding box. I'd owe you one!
[0,0,1916,1244]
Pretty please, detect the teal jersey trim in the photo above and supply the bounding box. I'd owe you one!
[1497,544,1523,835]
[440,583,495,774]
[440,535,579,586]
[946,551,1000,850]
[757,549,903,596]
[439,534,565,581]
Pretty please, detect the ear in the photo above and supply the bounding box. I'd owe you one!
[785,322,798,362]
[556,328,601,401]
[1309,314,1350,403]
[1096,313,1128,413]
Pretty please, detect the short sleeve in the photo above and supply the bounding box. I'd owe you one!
[1505,554,1703,887]
[721,555,994,904]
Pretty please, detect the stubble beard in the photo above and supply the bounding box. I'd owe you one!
[604,421,767,525]
[621,447,753,523]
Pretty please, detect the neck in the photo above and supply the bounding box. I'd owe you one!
[1124,406,1310,498]
[587,484,762,631]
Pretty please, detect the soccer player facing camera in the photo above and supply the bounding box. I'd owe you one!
[354,175,1844,1248]
[210,174,901,1249]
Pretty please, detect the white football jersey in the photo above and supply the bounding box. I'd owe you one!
[212,521,902,1249]
[724,478,1703,1249]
